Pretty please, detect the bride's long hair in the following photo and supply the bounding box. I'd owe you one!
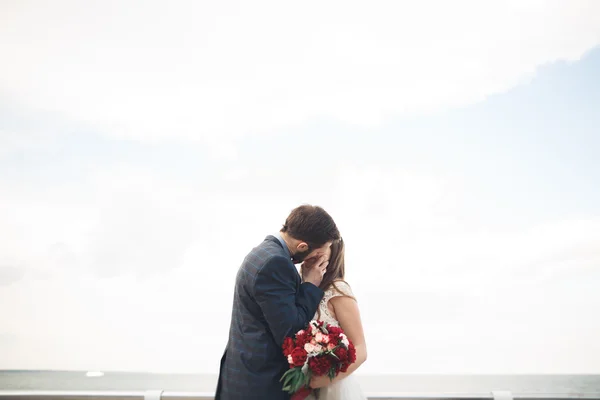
[317,238,355,313]
[319,238,346,292]
[301,238,353,298]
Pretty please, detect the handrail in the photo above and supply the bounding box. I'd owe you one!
[1,391,600,400]
[0,392,598,400]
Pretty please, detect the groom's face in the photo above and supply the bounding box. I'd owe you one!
[292,241,332,264]
[291,248,311,264]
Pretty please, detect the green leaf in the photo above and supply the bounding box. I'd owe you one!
[328,368,336,381]
[282,367,299,381]
[281,365,312,394]
[281,369,292,381]
[292,373,303,390]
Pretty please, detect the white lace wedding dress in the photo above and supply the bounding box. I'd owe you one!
[306,281,367,400]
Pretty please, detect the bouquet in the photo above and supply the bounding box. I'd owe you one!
[280,320,356,400]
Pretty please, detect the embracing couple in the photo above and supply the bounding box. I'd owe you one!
[216,205,368,400]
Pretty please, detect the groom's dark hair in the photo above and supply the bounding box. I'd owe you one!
[281,205,340,247]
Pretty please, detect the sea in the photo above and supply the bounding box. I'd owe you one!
[0,371,599,394]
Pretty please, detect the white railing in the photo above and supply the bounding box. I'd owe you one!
[1,391,600,400]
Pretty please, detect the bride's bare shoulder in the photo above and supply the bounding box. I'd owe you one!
[330,280,354,297]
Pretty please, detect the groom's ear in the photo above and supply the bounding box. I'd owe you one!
[297,242,309,252]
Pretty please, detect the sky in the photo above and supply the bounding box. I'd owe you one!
[1,0,600,375]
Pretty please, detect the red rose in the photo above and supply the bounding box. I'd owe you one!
[340,362,349,373]
[308,355,332,376]
[328,333,340,345]
[328,326,343,335]
[333,346,348,362]
[347,343,357,364]
[290,347,308,367]
[296,331,309,347]
[291,387,313,400]
[282,337,295,357]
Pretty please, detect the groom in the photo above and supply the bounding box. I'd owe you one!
[215,205,340,400]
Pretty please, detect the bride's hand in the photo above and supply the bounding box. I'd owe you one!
[309,374,331,389]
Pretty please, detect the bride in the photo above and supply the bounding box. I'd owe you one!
[302,238,368,400]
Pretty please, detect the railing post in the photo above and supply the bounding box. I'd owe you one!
[492,391,513,400]
[144,390,163,400]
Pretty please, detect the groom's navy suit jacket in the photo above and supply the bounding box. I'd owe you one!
[215,235,324,400]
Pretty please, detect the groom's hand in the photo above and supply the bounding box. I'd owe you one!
[301,254,329,287]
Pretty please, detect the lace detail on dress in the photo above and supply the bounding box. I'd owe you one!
[306,281,367,400]
[315,281,354,327]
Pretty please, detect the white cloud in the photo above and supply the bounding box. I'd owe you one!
[1,164,599,373]
[1,0,599,148]
[0,163,310,281]
[331,166,600,289]
[0,130,37,156]
[1,0,599,376]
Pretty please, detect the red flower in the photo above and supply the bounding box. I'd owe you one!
[296,331,309,347]
[327,333,340,345]
[282,337,295,357]
[333,346,348,362]
[281,321,359,398]
[308,355,332,376]
[347,343,357,364]
[291,387,313,400]
[290,347,308,367]
[340,362,350,373]
[328,326,343,335]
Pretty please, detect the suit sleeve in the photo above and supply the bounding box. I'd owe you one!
[254,256,324,346]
